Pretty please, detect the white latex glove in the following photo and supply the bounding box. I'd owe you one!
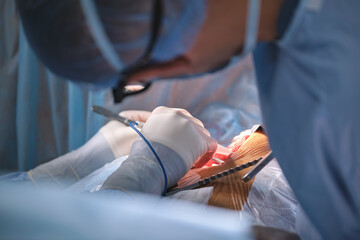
[101,107,218,194]
[100,110,151,158]
[141,106,218,169]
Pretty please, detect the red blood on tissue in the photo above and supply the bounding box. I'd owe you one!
[204,134,250,167]
[204,145,233,167]
[214,145,233,160]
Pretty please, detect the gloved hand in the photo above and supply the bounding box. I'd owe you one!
[100,110,151,158]
[141,106,218,169]
[101,107,218,195]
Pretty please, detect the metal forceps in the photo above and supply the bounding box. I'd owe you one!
[92,105,145,128]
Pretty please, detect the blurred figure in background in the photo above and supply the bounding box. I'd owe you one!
[0,0,261,172]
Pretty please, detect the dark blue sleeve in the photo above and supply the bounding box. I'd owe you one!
[277,0,300,38]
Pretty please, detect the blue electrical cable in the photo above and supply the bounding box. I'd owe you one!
[129,121,168,196]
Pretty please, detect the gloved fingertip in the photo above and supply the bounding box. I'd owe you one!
[216,144,232,155]
[120,110,151,122]
[193,151,215,168]
[209,138,219,152]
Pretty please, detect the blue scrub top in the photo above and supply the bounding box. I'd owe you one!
[254,0,360,239]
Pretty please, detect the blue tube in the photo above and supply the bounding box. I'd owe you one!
[129,122,168,196]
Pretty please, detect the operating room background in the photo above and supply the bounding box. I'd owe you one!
[0,0,261,172]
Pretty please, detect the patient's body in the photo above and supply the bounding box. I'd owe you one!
[0,124,297,233]
[69,126,298,233]
[177,126,271,211]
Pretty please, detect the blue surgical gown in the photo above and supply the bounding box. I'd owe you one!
[1,0,261,172]
[0,0,106,171]
[254,0,360,239]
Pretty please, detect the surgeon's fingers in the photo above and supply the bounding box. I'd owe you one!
[120,110,151,122]
[150,106,209,138]
[166,107,205,128]
[177,112,205,129]
[169,108,209,136]
[193,136,218,168]
[153,106,191,117]
[193,122,211,137]
[153,106,205,128]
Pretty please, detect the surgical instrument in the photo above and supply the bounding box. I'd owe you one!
[242,151,274,182]
[92,105,145,128]
[166,157,263,196]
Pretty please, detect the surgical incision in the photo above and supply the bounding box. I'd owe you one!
[177,128,271,210]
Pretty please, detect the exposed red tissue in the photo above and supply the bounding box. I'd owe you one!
[204,133,251,167]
